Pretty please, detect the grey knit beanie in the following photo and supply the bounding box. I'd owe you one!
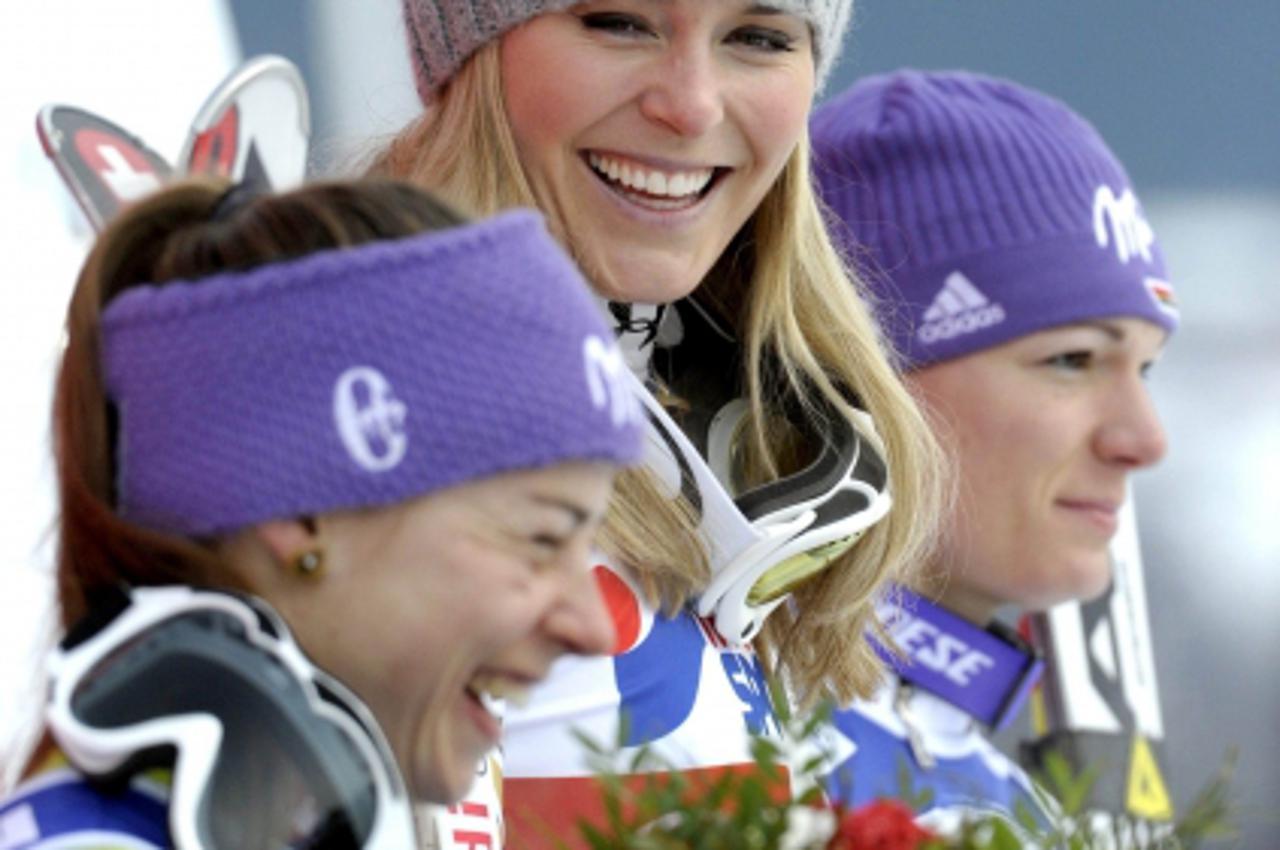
[402,0,853,101]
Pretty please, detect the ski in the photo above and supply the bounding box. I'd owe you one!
[177,54,310,190]
[35,105,174,232]
[38,55,312,233]
[1022,488,1176,843]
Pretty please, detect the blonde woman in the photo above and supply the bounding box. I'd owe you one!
[372,2,946,845]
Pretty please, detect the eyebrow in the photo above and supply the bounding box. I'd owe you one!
[530,495,593,527]
[1074,320,1127,342]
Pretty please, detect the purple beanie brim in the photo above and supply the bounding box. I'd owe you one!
[103,210,643,536]
[859,234,1178,369]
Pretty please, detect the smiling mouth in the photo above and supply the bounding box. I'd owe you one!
[1057,499,1121,534]
[465,674,533,720]
[584,151,726,211]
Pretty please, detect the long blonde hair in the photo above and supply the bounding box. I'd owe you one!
[371,44,947,705]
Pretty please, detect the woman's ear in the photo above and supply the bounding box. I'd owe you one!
[255,518,311,561]
[253,517,316,563]
[253,517,326,579]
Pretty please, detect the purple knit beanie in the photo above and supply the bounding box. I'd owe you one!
[102,210,643,536]
[811,69,1179,370]
[401,0,853,100]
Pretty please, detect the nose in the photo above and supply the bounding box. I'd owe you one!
[542,557,617,657]
[638,42,724,137]
[1094,377,1168,469]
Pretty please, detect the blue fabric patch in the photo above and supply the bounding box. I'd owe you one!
[1,774,169,848]
[825,709,1047,826]
[614,610,706,746]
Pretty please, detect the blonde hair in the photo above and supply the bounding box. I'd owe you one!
[371,44,946,705]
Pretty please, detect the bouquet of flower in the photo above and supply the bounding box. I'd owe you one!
[569,706,1237,850]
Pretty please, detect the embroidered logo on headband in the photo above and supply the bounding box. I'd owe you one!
[584,335,643,429]
[333,366,409,473]
[1093,185,1156,265]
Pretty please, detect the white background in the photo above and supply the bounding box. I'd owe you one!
[0,1,240,788]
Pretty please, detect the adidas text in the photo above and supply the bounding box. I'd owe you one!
[918,303,1006,343]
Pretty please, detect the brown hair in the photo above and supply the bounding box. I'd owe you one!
[22,177,466,778]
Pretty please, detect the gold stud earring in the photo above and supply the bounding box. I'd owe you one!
[292,548,326,578]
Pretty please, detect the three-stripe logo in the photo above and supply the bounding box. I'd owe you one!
[916,271,1007,344]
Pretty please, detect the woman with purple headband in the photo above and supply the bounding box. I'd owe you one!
[0,178,643,847]
[370,3,947,845]
[811,70,1179,830]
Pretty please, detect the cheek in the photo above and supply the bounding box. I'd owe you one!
[735,76,812,165]
[950,392,1055,491]
[501,32,601,158]
[503,70,569,153]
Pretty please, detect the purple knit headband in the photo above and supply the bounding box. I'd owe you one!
[102,210,643,536]
[812,70,1179,370]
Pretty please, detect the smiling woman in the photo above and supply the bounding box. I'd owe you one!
[909,319,1168,615]
[498,4,816,304]
[0,177,643,848]
[371,1,949,848]
[811,69,1179,831]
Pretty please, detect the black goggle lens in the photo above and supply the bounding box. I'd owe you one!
[70,610,378,849]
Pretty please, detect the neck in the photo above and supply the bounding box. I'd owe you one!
[908,562,1003,625]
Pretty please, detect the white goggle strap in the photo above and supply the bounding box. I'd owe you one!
[698,397,893,643]
[622,368,764,571]
[623,369,893,646]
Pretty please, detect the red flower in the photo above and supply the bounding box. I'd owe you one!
[827,799,937,850]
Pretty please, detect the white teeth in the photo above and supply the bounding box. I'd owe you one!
[468,675,533,716]
[587,152,714,200]
[477,690,506,719]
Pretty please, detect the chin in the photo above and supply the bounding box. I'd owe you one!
[406,721,482,805]
[584,251,707,306]
[411,754,471,806]
[1072,567,1114,604]
[595,273,700,306]
[1030,552,1113,609]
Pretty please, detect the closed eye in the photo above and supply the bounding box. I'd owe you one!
[530,533,568,551]
[729,25,797,53]
[1044,350,1092,371]
[578,12,654,39]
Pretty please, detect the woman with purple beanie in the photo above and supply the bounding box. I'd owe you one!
[0,177,643,848]
[812,70,1179,830]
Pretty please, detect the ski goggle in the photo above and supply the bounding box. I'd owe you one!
[623,367,892,644]
[47,585,417,849]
